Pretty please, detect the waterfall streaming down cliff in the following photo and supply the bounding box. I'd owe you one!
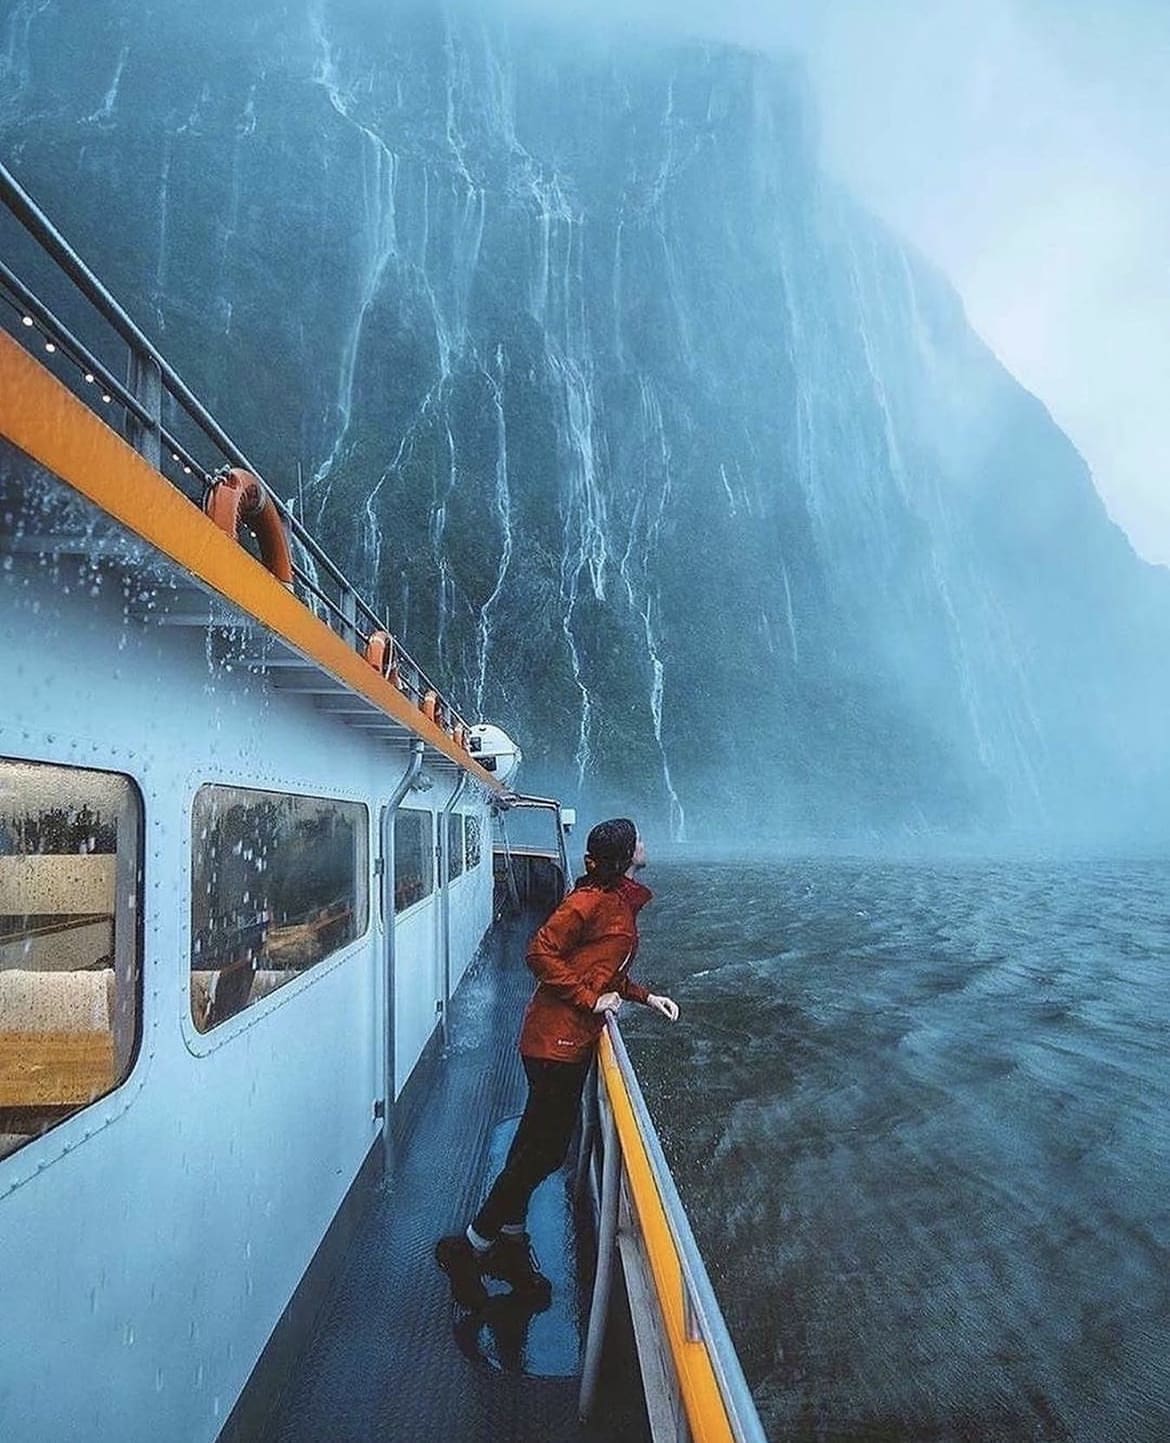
[3,0,1169,847]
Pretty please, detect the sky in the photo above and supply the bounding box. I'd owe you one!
[505,0,1170,567]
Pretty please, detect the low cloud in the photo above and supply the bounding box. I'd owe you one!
[489,0,1170,565]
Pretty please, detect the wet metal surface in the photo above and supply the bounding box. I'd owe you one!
[263,907,649,1443]
[453,1115,584,1379]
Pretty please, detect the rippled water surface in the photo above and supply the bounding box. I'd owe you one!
[623,858,1170,1442]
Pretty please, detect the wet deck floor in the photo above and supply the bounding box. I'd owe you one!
[262,907,650,1443]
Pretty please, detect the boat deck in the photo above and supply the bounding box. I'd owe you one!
[260,905,650,1443]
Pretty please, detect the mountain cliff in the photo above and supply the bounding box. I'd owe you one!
[4,0,1168,845]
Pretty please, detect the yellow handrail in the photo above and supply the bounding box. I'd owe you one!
[596,1028,739,1443]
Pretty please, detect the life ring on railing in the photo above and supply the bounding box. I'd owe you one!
[202,469,294,587]
[452,723,466,749]
[364,629,395,677]
[422,690,439,724]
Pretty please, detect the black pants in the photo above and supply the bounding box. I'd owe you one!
[472,1054,591,1240]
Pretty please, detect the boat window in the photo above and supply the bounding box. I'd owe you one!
[190,786,369,1033]
[394,808,433,913]
[447,813,464,881]
[466,815,483,870]
[0,759,142,1161]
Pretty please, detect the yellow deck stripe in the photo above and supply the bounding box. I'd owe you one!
[599,1030,737,1443]
[0,330,501,789]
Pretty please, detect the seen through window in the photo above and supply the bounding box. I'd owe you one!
[466,815,482,870]
[0,759,142,1161]
[394,808,433,912]
[191,786,368,1033]
[447,813,464,881]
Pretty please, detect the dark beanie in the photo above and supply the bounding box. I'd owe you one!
[585,818,637,868]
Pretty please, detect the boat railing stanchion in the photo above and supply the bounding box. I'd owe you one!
[574,1057,600,1203]
[125,346,162,469]
[578,1082,620,1423]
[341,587,358,650]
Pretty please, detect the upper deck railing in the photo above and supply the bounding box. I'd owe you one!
[0,162,473,739]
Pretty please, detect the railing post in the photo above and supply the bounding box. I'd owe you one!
[574,1058,599,1200]
[579,1089,620,1422]
[125,348,162,469]
[342,587,359,649]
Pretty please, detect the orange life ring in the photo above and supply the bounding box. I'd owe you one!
[203,469,294,587]
[364,630,395,677]
[452,723,465,749]
[422,690,439,724]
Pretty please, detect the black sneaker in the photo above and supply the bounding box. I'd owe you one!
[435,1235,489,1310]
[482,1232,553,1307]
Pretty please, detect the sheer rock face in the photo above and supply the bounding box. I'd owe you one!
[4,0,1168,845]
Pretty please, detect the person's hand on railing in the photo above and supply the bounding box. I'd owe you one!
[647,993,679,1022]
[593,990,623,1015]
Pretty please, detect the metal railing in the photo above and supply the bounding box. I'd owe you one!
[578,1017,769,1443]
[0,161,472,736]
[492,793,571,896]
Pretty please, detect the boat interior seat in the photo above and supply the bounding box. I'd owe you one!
[190,967,303,1031]
[0,966,116,1107]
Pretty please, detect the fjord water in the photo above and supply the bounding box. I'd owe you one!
[624,858,1170,1441]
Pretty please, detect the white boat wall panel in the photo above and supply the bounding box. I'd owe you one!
[393,890,441,1098]
[0,540,494,1443]
[448,842,496,997]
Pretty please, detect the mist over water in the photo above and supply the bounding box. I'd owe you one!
[625,857,1170,1441]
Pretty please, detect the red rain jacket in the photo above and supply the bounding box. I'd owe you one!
[519,876,653,1062]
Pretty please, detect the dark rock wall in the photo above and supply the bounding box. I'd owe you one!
[3,0,1168,845]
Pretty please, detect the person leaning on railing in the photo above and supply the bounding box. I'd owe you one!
[436,817,679,1310]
